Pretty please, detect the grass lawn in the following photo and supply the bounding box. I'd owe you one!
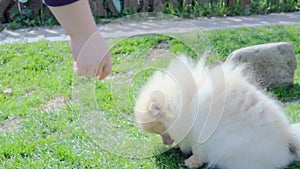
[0,23,300,168]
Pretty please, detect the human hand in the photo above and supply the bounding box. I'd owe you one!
[71,32,112,80]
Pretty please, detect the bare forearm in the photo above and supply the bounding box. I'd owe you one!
[47,0,97,39]
[45,0,112,79]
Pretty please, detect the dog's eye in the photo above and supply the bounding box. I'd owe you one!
[149,102,162,117]
[149,102,160,111]
[153,105,160,111]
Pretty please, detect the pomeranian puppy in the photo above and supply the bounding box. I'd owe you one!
[134,56,300,169]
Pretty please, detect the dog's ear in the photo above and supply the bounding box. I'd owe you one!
[149,90,166,117]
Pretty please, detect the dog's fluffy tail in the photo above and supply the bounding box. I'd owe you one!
[290,123,300,160]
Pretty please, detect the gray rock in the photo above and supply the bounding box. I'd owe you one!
[226,42,297,87]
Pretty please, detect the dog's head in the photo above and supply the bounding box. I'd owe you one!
[134,56,199,145]
[134,70,180,145]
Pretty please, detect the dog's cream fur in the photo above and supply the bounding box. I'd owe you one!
[134,56,300,169]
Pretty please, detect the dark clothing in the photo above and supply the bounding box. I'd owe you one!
[43,0,79,6]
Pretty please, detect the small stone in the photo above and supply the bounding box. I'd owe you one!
[126,71,134,78]
[2,88,12,94]
[226,42,297,87]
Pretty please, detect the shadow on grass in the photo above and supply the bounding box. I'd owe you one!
[286,161,300,169]
[154,148,219,169]
[154,148,187,169]
[153,147,300,169]
[268,83,300,103]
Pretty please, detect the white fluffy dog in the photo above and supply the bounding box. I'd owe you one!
[134,56,300,169]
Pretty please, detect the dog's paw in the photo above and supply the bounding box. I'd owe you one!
[184,155,203,169]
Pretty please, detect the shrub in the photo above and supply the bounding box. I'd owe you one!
[0,0,299,30]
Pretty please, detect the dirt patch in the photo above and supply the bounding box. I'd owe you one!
[148,41,172,60]
[0,117,24,133]
[148,48,172,60]
[42,94,67,112]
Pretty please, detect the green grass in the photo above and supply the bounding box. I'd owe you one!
[0,24,300,168]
